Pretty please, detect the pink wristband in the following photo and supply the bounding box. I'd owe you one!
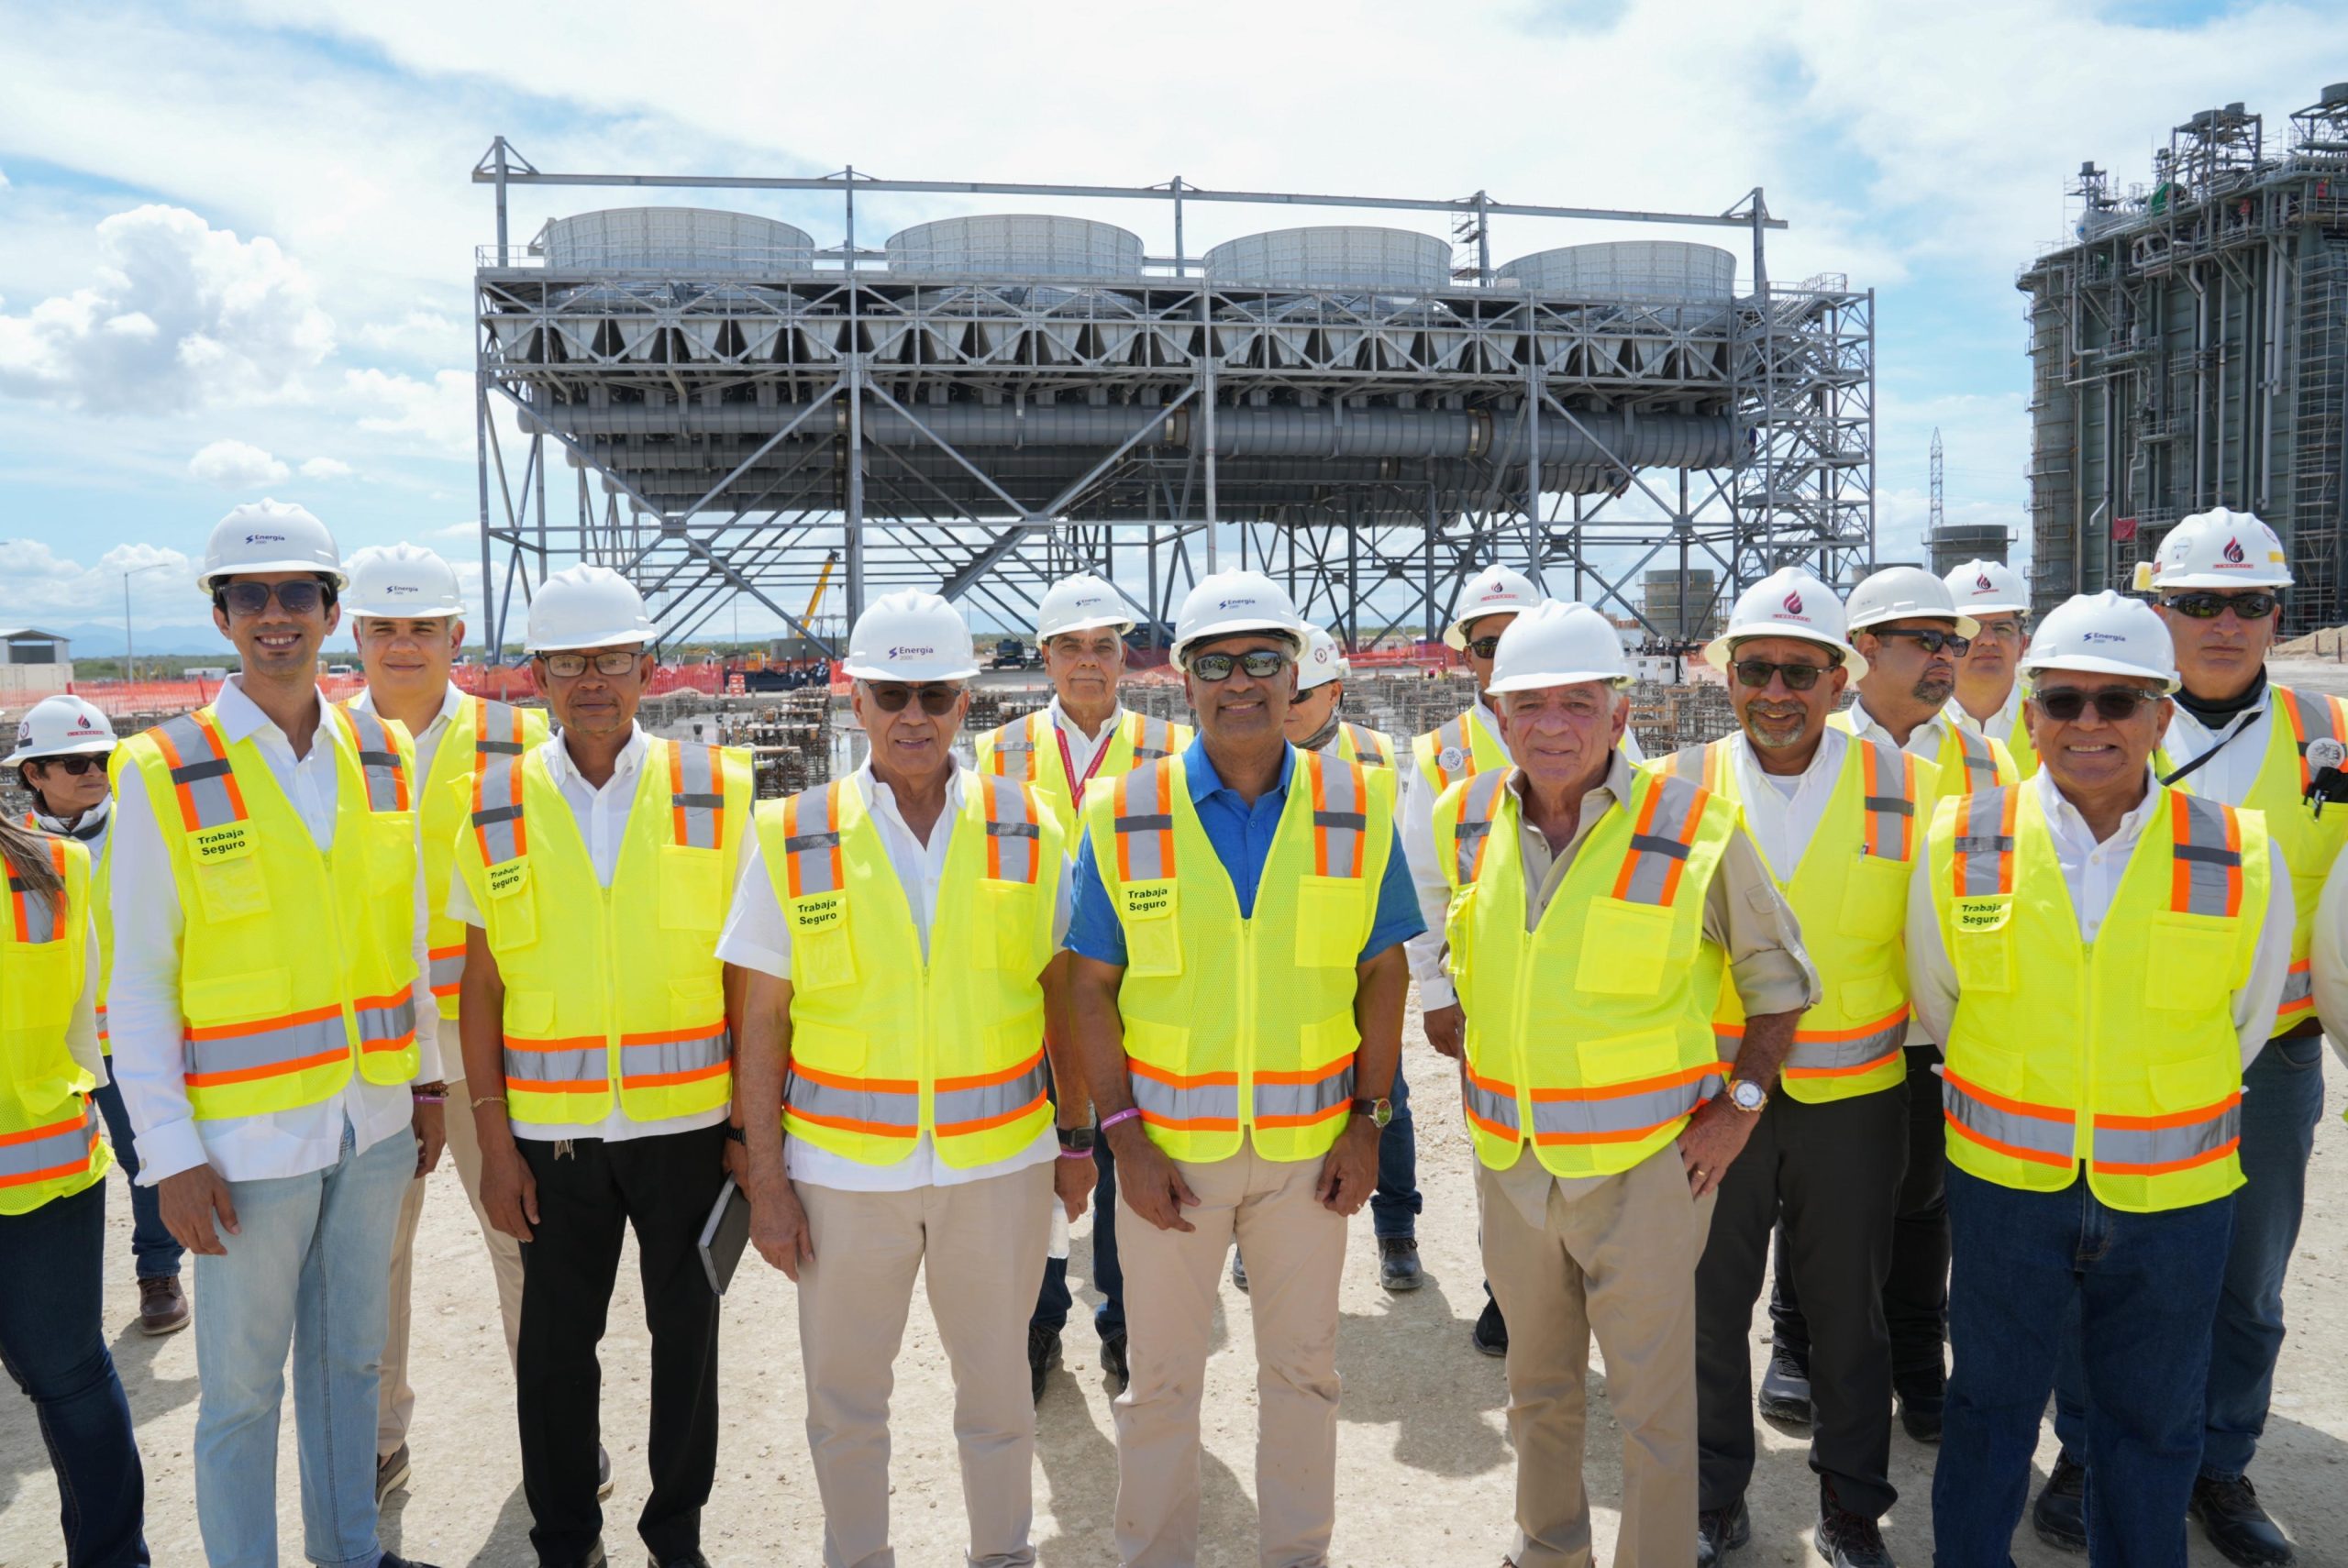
[1099,1107,1143,1133]
[1057,1146,1095,1161]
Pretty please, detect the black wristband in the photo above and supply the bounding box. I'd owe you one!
[723,1123,747,1145]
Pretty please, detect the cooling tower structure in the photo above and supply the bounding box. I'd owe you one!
[470,140,1875,652]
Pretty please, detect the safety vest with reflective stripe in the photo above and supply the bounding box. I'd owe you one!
[457,738,751,1128]
[1928,783,2267,1212]
[114,704,423,1121]
[1316,722,1395,768]
[1087,748,1394,1164]
[1435,766,1736,1177]
[1411,705,1511,800]
[1830,710,2016,804]
[19,814,112,1054]
[763,772,1063,1168]
[1659,734,1928,1102]
[2001,710,2039,779]
[973,707,1191,843]
[2159,685,2348,1037]
[1,836,108,1215]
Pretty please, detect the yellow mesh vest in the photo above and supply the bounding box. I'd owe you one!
[1325,723,1395,767]
[1087,748,1395,1164]
[1412,704,1510,799]
[0,837,108,1215]
[975,708,1190,842]
[400,695,549,1021]
[764,772,1063,1167]
[458,738,750,1126]
[2002,710,2040,780]
[115,704,423,1121]
[25,812,112,1054]
[1928,784,2265,1212]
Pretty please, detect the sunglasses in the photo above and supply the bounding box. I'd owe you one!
[865,681,962,714]
[217,580,329,618]
[538,649,642,679]
[30,755,105,777]
[1189,649,1290,683]
[1870,626,1971,657]
[2162,591,2279,621]
[2032,687,2163,723]
[1733,658,1832,691]
[1466,635,1503,659]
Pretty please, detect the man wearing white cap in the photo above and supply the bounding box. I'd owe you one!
[109,501,445,1568]
[341,543,557,1505]
[2032,510,2338,1565]
[1911,591,2291,1568]
[1066,569,1419,1568]
[1666,569,1923,1568]
[452,565,752,1568]
[970,569,1187,1397]
[725,589,1086,1568]
[1942,559,2037,779]
[1430,600,1813,1567]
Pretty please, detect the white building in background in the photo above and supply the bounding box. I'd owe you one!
[0,628,72,701]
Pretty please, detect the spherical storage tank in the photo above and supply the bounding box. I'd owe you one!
[1497,242,1736,302]
[1204,226,1450,292]
[885,215,1145,280]
[541,208,815,273]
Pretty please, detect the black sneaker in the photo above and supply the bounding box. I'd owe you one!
[1100,1331,1129,1395]
[1230,1248,1248,1292]
[1698,1498,1751,1567]
[1377,1236,1423,1292]
[1027,1323,1062,1404]
[1815,1491,1894,1568]
[1757,1346,1813,1426]
[1470,1296,1508,1357]
[2191,1473,2296,1566]
[2031,1452,2088,1554]
[1895,1383,1944,1444]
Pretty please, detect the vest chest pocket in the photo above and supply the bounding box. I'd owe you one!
[0,941,73,1034]
[482,858,537,952]
[1572,897,1675,997]
[1119,880,1181,978]
[659,845,725,933]
[1948,898,2014,993]
[789,893,856,992]
[188,823,271,924]
[2143,914,2235,1012]
[975,879,1045,973]
[1838,853,1911,941]
[1294,876,1365,968]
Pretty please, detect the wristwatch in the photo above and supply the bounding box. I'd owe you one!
[723,1122,748,1145]
[1350,1097,1395,1129]
[1726,1079,1768,1114]
[1057,1126,1098,1153]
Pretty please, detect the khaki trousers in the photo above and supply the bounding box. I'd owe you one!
[379,1073,528,1456]
[796,1162,1055,1568]
[1113,1143,1346,1568]
[1478,1146,1711,1568]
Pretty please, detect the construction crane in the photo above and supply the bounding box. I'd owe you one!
[803,549,839,630]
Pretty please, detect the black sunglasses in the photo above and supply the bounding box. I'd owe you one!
[1189,649,1290,683]
[1869,626,1970,657]
[1733,658,1832,691]
[30,755,105,777]
[2033,687,2164,723]
[217,580,330,618]
[1466,635,1503,659]
[2162,591,2279,621]
[865,681,962,715]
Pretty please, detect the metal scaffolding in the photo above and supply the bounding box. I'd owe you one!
[471,144,1875,654]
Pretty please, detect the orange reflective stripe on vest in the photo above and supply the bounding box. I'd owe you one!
[786,1058,919,1141]
[472,747,526,865]
[983,774,1043,884]
[933,1048,1049,1137]
[1310,753,1368,878]
[1861,740,1917,861]
[1127,1057,1240,1132]
[152,712,247,832]
[1613,773,1705,904]
[7,838,69,943]
[781,782,846,897]
[340,709,411,812]
[1112,766,1177,880]
[670,744,725,849]
[1448,769,1512,887]
[0,1102,101,1193]
[1950,786,2019,898]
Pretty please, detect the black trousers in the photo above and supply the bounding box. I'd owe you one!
[1697,1078,1907,1518]
[517,1125,725,1565]
[1771,1045,1951,1393]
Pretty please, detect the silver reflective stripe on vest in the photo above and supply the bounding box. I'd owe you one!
[933,1051,1048,1132]
[991,717,1040,778]
[1345,723,1390,766]
[1114,763,1175,880]
[1462,1071,1523,1135]
[2171,794,2242,918]
[1787,1020,1908,1075]
[1133,715,1180,763]
[0,1101,97,1185]
[671,744,723,849]
[1450,768,1512,887]
[1128,1070,1239,1128]
[2280,965,2314,1010]
[428,949,466,996]
[619,1030,727,1086]
[1253,1065,1356,1123]
[981,774,1042,884]
[157,714,242,831]
[1618,776,1702,907]
[1942,1071,2076,1165]
[183,1010,346,1082]
[1954,787,2014,897]
[341,709,407,813]
[473,755,526,867]
[786,1070,919,1134]
[1954,726,1999,783]
[2091,1100,2241,1173]
[2280,686,2343,779]
[8,876,61,944]
[504,1042,604,1088]
[474,699,527,758]
[1529,1069,1722,1143]
[1667,745,1711,784]
[782,782,844,898]
[1312,754,1368,879]
[1860,736,1917,860]
[355,995,417,1049]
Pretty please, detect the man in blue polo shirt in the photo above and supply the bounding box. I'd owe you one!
[1064,570,1421,1568]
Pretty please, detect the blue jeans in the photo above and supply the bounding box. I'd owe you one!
[1033,1137,1124,1339]
[192,1121,414,1568]
[93,1076,183,1281]
[1369,1057,1420,1240]
[2050,1032,2324,1478]
[0,1179,149,1567]
[1935,1166,2233,1568]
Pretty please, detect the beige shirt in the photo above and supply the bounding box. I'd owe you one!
[1481,751,1821,1227]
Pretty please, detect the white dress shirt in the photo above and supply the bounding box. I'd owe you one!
[1724,726,1849,883]
[1844,694,1960,765]
[109,677,440,1187]
[448,723,728,1144]
[714,763,1071,1193]
[1904,767,2293,1068]
[1946,684,2024,748]
[1046,697,1122,783]
[349,681,464,795]
[2159,695,2276,806]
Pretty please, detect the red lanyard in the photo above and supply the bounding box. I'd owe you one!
[1056,713,1115,794]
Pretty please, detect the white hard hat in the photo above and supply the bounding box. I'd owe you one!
[1844,565,1981,640]
[1036,572,1135,640]
[2020,591,2178,692]
[526,565,654,653]
[1702,567,1868,678]
[1297,626,1349,692]
[345,543,467,619]
[1944,558,2030,617]
[2150,507,2292,590]
[196,500,347,592]
[1487,600,1632,694]
[1443,563,1543,649]
[5,695,118,767]
[1171,570,1304,669]
[842,590,979,682]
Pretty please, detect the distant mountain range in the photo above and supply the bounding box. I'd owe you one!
[39,623,238,658]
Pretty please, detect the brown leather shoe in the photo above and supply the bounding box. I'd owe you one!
[138,1276,190,1336]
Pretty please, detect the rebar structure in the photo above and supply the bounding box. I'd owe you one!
[2019,85,2348,630]
[470,143,1876,654]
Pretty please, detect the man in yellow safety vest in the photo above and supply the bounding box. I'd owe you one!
[1068,569,1420,1568]
[729,589,1091,1568]
[454,565,751,1568]
[1912,590,2290,1567]
[1943,558,2038,780]
[110,501,446,1568]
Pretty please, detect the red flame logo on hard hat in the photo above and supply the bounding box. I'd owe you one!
[1783,591,1804,616]
[2224,537,2246,564]
[1976,572,1993,591]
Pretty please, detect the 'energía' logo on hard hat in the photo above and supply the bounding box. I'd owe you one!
[888,645,936,658]
[2080,631,2127,644]
[1782,591,1804,616]
[1216,598,1255,610]
[2222,537,2247,566]
[244,533,287,545]
[386,584,419,596]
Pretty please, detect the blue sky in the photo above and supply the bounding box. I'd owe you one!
[2,0,2341,642]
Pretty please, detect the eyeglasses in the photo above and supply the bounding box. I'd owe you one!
[2162,591,2279,621]
[1869,626,1971,657]
[865,681,962,714]
[217,580,328,618]
[537,649,642,679]
[30,755,105,777]
[2032,687,2163,723]
[1732,658,1831,691]
[1973,618,2030,644]
[1189,649,1290,682]
[1465,635,1503,659]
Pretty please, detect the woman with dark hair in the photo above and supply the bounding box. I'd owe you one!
[0,807,150,1565]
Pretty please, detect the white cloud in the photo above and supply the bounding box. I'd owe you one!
[300,455,353,480]
[354,309,460,358]
[0,204,334,413]
[188,437,289,488]
[344,366,477,457]
[0,537,197,620]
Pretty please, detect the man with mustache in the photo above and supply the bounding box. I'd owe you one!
[1943,559,2037,779]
